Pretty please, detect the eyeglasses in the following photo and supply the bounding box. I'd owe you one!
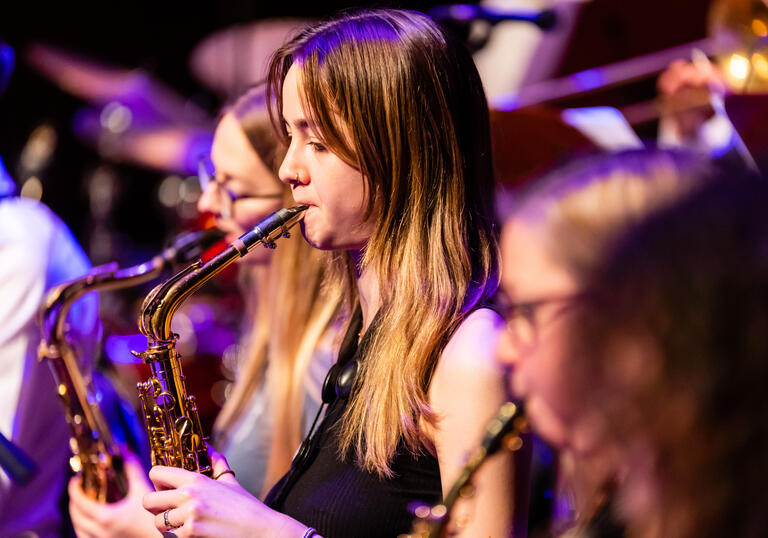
[197,155,283,219]
[497,294,581,349]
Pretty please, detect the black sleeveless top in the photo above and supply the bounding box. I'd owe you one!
[265,308,442,537]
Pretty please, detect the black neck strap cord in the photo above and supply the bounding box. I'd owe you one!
[266,305,374,508]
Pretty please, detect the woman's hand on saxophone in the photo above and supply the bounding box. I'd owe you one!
[143,445,315,538]
[68,450,159,538]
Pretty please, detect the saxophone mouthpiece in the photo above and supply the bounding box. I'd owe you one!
[234,205,309,255]
[162,228,226,266]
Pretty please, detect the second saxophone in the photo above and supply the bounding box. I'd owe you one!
[37,228,223,502]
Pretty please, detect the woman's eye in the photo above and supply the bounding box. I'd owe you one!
[309,141,327,152]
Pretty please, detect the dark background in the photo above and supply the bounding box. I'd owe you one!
[0,0,713,427]
[0,0,712,253]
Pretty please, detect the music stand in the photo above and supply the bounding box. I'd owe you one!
[724,93,768,176]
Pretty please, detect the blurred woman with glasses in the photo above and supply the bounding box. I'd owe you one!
[67,87,339,538]
[496,148,713,535]
[566,172,768,538]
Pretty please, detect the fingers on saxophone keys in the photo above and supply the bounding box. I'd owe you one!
[207,443,230,471]
[208,445,238,484]
[148,464,200,490]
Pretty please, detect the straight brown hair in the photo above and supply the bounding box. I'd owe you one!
[267,9,499,476]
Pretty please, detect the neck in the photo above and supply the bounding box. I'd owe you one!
[349,249,380,335]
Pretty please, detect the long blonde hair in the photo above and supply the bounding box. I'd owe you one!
[508,149,711,284]
[212,88,339,493]
[268,10,499,476]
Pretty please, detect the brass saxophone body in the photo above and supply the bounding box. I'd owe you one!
[37,228,223,502]
[405,401,528,538]
[134,206,308,475]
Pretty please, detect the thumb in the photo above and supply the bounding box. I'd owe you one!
[207,443,238,485]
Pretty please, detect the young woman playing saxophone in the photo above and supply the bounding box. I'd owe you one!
[142,9,526,537]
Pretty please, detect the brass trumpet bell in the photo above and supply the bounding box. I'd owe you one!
[710,0,768,91]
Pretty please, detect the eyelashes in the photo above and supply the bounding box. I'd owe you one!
[309,141,327,152]
[285,133,327,153]
[283,122,327,153]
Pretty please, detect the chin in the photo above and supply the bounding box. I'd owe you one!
[300,222,332,251]
[527,398,571,450]
[299,222,369,252]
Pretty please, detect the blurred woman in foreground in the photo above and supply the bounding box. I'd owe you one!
[567,173,768,537]
[496,149,713,534]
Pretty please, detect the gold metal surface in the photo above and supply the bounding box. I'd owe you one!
[37,228,223,502]
[134,206,307,477]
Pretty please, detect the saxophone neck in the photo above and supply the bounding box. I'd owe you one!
[159,228,225,265]
[137,206,308,345]
[38,262,119,355]
[137,257,218,345]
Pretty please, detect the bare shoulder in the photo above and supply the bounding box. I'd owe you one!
[438,307,505,372]
[427,307,512,500]
[429,307,506,427]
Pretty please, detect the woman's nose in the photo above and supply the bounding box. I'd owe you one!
[496,328,522,367]
[278,145,307,187]
[497,328,532,399]
[197,182,222,217]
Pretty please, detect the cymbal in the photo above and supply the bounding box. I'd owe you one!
[72,107,212,175]
[189,18,311,98]
[25,43,214,174]
[26,42,210,127]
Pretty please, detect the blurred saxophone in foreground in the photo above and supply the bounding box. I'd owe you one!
[403,401,528,538]
[134,205,308,476]
[37,228,223,502]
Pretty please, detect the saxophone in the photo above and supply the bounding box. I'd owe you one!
[134,205,307,475]
[37,228,223,502]
[403,401,528,538]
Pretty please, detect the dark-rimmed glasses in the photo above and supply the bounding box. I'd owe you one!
[497,294,581,348]
[198,155,283,219]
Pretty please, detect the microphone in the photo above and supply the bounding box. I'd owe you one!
[429,4,557,30]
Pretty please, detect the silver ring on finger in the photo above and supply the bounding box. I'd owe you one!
[163,509,181,530]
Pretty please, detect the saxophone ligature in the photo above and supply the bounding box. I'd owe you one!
[37,228,223,502]
[134,205,308,476]
[403,401,528,538]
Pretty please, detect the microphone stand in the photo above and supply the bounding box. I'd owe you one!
[0,431,37,485]
[428,4,558,30]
